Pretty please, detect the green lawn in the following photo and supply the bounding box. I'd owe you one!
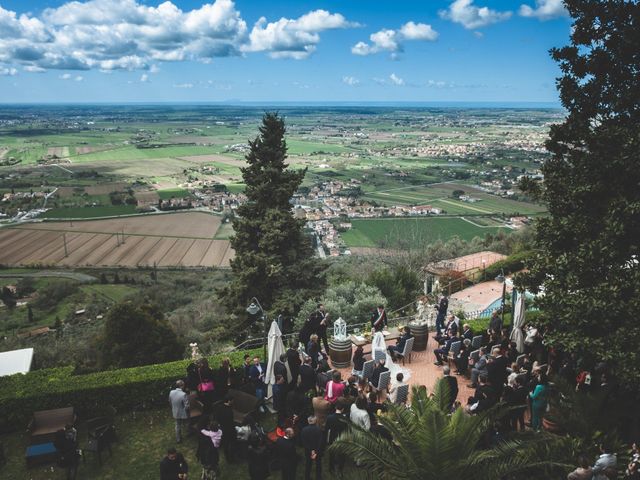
[341,217,508,248]
[157,188,190,200]
[41,205,138,219]
[81,284,137,303]
[213,221,234,240]
[71,145,218,163]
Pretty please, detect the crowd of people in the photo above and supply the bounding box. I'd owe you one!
[160,299,632,480]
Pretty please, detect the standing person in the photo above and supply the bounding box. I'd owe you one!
[249,356,267,413]
[276,428,298,480]
[370,305,388,332]
[273,374,288,423]
[197,420,222,479]
[247,434,270,480]
[352,345,365,377]
[216,395,236,464]
[274,353,289,385]
[324,371,345,404]
[160,448,188,480]
[299,356,317,393]
[310,304,331,353]
[169,380,190,443]
[301,416,323,480]
[54,425,80,480]
[486,346,509,397]
[307,334,320,371]
[325,398,348,475]
[216,358,236,401]
[197,358,216,414]
[436,294,448,335]
[529,371,549,431]
[489,310,503,337]
[350,395,371,430]
[286,342,302,388]
[243,355,252,384]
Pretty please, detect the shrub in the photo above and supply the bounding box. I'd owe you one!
[483,250,534,280]
[0,348,261,431]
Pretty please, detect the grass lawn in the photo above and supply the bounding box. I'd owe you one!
[341,217,508,248]
[213,221,234,240]
[157,188,190,200]
[41,205,138,219]
[80,284,137,303]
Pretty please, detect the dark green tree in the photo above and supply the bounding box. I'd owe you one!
[98,300,183,368]
[219,113,325,319]
[1,286,16,309]
[521,1,640,385]
[27,304,34,323]
[366,265,421,313]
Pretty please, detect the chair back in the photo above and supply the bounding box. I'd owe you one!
[362,360,375,380]
[401,337,415,357]
[394,384,409,405]
[516,354,527,368]
[471,335,483,350]
[449,341,462,356]
[469,349,480,364]
[373,349,386,363]
[377,371,390,391]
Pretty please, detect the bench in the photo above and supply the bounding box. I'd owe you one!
[226,389,260,425]
[25,442,57,467]
[29,407,75,444]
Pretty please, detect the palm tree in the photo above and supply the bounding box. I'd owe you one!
[330,379,573,480]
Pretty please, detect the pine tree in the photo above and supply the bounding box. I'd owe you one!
[219,113,325,319]
[521,1,640,385]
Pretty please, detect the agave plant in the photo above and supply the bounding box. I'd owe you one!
[330,379,574,480]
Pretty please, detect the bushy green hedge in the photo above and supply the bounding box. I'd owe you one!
[483,250,534,280]
[464,310,542,341]
[0,348,261,430]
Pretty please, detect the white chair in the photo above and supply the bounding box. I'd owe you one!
[362,359,375,381]
[396,337,415,365]
[374,349,386,363]
[371,370,390,392]
[393,384,409,405]
[471,335,483,350]
[469,349,480,364]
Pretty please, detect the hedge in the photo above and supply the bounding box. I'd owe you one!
[483,250,535,280]
[0,348,261,431]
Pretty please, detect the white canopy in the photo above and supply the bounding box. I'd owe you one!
[0,348,34,377]
[265,320,285,386]
[510,291,526,353]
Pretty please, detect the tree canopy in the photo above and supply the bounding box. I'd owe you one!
[521,0,640,385]
[219,113,325,320]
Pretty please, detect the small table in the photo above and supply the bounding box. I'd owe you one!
[350,328,401,353]
[26,442,57,467]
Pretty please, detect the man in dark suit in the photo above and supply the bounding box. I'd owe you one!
[442,366,459,410]
[276,427,298,480]
[310,304,330,353]
[215,395,236,463]
[461,323,474,342]
[370,305,388,332]
[436,294,449,334]
[274,353,289,385]
[486,346,509,396]
[369,359,389,390]
[286,342,301,388]
[299,356,316,393]
[249,356,267,412]
[388,326,413,360]
[301,416,323,480]
[325,399,348,475]
[468,347,489,388]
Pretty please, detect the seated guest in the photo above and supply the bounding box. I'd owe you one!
[467,375,497,414]
[367,390,386,421]
[468,347,489,389]
[369,359,389,390]
[350,395,371,430]
[344,375,359,398]
[454,338,472,375]
[352,345,366,377]
[325,371,346,404]
[388,373,408,404]
[433,338,452,366]
[506,342,519,364]
[461,323,474,342]
[567,455,593,480]
[388,326,413,360]
[434,314,459,345]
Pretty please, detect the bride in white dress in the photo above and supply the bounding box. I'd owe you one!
[371,331,411,381]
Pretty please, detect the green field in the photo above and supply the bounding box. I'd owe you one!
[157,188,190,200]
[41,205,137,219]
[341,217,508,248]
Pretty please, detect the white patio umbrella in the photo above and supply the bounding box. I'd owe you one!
[510,290,526,353]
[265,320,286,387]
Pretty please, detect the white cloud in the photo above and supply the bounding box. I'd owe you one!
[149,64,160,74]
[352,21,438,57]
[59,73,72,79]
[173,82,193,88]
[439,0,512,29]
[74,75,83,81]
[0,66,18,76]
[245,9,356,59]
[342,76,360,86]
[389,73,404,86]
[519,0,568,20]
[24,65,46,72]
[140,73,149,82]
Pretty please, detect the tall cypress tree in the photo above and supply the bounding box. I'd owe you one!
[521,1,640,385]
[220,113,324,320]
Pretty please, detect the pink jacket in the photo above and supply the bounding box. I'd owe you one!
[201,428,223,448]
[324,381,345,403]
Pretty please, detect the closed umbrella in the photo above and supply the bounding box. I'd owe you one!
[510,290,526,353]
[265,320,285,386]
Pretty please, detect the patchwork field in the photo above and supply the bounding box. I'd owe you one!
[0,212,231,268]
[341,217,508,248]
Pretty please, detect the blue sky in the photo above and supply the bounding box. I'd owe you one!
[0,0,572,103]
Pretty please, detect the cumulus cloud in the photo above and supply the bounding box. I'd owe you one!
[140,73,149,82]
[352,21,438,56]
[0,1,354,70]
[173,82,193,88]
[389,73,405,86]
[0,66,18,76]
[342,76,359,86]
[519,0,568,20]
[59,73,72,79]
[245,9,356,59]
[439,0,512,29]
[24,65,46,72]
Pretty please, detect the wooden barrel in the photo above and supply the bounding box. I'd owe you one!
[329,338,353,369]
[410,323,429,351]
